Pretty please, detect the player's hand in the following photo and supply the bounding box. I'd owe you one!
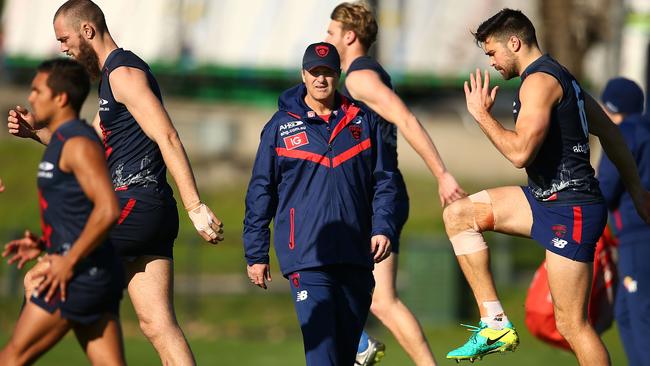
[7,105,38,140]
[3,230,44,269]
[371,235,391,263]
[247,263,271,290]
[36,254,74,302]
[0,177,4,193]
[464,69,499,120]
[437,171,467,207]
[188,203,224,244]
[24,258,50,297]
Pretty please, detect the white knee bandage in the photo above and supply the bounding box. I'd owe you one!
[449,191,494,255]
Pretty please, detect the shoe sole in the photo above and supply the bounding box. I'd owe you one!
[446,340,519,363]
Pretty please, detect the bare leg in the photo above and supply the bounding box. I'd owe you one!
[546,250,610,365]
[442,186,532,316]
[125,256,195,366]
[370,253,437,366]
[0,302,71,365]
[74,313,126,366]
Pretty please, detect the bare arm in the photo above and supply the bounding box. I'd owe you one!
[585,93,650,222]
[464,69,557,168]
[38,136,119,301]
[109,66,223,243]
[345,70,465,205]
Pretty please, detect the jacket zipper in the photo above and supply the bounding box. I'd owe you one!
[289,207,295,250]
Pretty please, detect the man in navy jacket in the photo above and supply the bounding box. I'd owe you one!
[597,77,650,366]
[243,42,398,365]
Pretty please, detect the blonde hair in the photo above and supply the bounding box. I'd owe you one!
[330,2,378,50]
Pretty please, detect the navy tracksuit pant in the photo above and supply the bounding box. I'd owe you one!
[615,241,650,366]
[288,265,374,366]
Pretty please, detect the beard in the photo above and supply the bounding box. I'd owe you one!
[77,38,101,80]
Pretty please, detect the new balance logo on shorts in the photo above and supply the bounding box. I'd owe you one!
[296,290,308,302]
[551,237,568,248]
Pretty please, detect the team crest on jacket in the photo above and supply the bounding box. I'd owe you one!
[349,125,361,140]
[349,116,363,140]
[284,131,309,150]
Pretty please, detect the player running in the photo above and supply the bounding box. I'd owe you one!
[443,9,650,364]
[1,58,125,365]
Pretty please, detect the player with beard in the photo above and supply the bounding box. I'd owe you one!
[0,58,125,365]
[443,8,650,364]
[5,1,223,364]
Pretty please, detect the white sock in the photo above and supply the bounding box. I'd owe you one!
[481,301,509,330]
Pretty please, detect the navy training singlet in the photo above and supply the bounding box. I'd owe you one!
[98,48,173,203]
[514,54,603,205]
[341,56,409,204]
[37,119,117,268]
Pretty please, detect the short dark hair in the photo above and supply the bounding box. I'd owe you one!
[37,58,90,114]
[473,8,538,47]
[54,0,108,35]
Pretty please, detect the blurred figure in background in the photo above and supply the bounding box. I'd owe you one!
[244,42,397,366]
[6,1,224,364]
[597,77,650,366]
[445,8,650,365]
[1,58,125,365]
[326,2,465,364]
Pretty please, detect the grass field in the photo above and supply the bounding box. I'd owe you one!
[0,138,628,364]
[0,289,628,365]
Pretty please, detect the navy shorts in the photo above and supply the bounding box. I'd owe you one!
[31,261,124,325]
[110,196,179,259]
[289,265,374,366]
[522,187,607,262]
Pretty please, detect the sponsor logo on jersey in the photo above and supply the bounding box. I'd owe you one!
[283,132,309,150]
[37,161,55,179]
[99,98,110,111]
[551,237,568,249]
[572,143,590,153]
[296,290,308,302]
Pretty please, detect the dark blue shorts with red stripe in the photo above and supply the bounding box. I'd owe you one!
[522,186,607,262]
[109,195,179,260]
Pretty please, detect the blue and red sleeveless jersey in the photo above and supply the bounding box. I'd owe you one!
[36,119,115,265]
[341,56,409,206]
[98,48,173,203]
[514,54,603,205]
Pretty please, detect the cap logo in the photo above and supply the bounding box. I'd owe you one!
[315,45,329,58]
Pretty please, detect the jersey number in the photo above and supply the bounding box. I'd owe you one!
[572,80,589,137]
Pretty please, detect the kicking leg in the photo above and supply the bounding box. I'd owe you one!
[443,187,529,360]
[443,186,531,319]
[369,253,436,366]
[126,256,195,366]
[0,301,71,365]
[546,250,610,365]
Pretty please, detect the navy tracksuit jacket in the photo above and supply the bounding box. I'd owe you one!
[243,83,399,365]
[243,83,399,276]
[597,113,650,366]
